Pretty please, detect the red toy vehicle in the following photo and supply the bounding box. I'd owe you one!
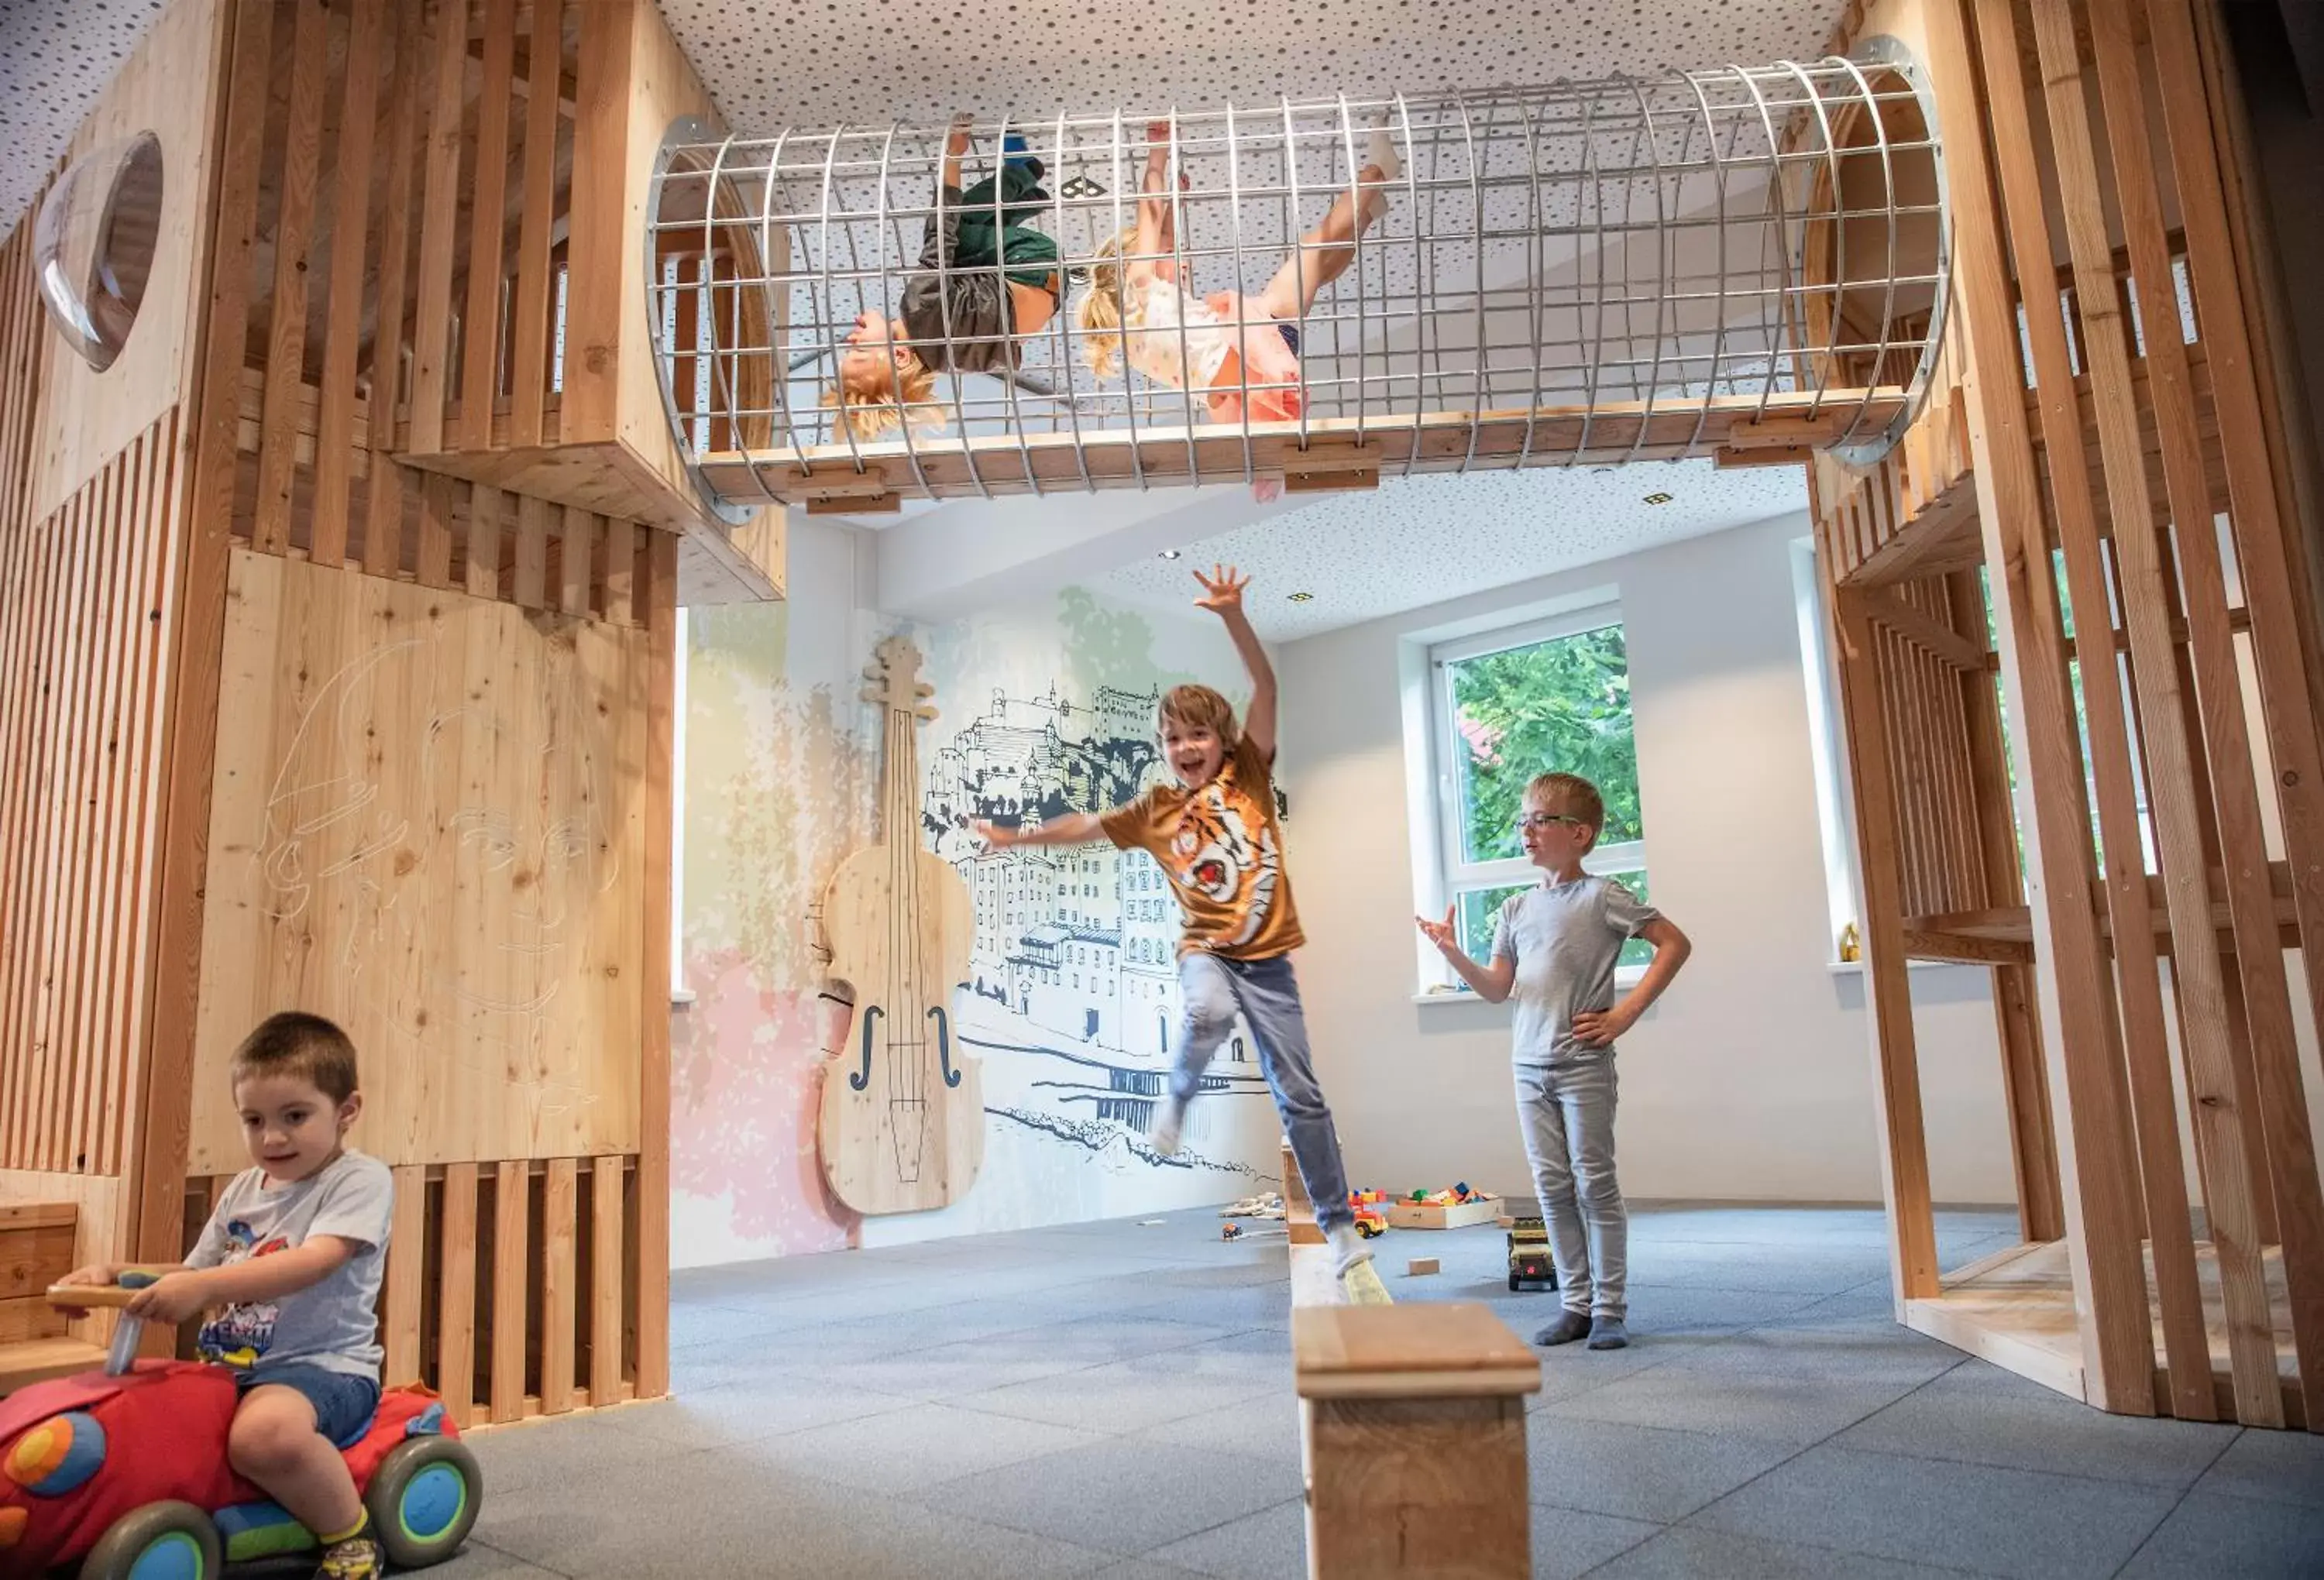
[0,1355,478,1577]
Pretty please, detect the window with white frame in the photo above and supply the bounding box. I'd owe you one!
[1427,605,1652,978]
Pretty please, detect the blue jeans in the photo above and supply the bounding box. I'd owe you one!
[1514,1060,1625,1317]
[1177,953,1353,1231]
[243,1364,381,1450]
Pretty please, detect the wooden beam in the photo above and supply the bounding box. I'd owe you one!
[2023,0,2223,1424]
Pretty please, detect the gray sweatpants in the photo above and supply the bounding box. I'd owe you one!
[1514,1060,1624,1317]
[1176,952,1354,1232]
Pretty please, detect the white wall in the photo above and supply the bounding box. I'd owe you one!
[1277,512,2022,1208]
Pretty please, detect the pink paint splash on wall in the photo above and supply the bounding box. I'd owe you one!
[672,946,859,1253]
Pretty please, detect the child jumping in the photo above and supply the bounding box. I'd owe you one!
[60,1012,394,1578]
[1078,122,1397,424]
[827,117,1064,438]
[1418,773,1690,1350]
[975,565,1373,1279]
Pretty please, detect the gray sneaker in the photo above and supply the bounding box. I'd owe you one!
[1587,1314,1629,1350]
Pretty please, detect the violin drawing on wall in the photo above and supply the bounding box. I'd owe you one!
[817,635,983,1214]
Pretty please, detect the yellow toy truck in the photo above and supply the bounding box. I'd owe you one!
[1508,1215,1555,1291]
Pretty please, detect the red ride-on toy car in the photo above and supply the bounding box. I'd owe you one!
[0,1281,480,1577]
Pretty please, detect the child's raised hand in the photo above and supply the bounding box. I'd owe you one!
[1193,564,1250,615]
[970,819,1016,850]
[946,113,973,158]
[1415,906,1458,952]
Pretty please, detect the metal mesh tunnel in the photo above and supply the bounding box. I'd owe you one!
[648,52,1945,517]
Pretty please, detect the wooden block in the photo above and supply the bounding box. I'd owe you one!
[1407,1258,1440,1277]
[382,1164,425,1386]
[438,1163,478,1427]
[1295,1304,1538,1580]
[492,1160,529,1423]
[1293,1304,1541,1403]
[590,1156,625,1401]
[541,1159,577,1415]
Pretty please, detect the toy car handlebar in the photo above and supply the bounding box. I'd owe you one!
[44,1270,170,1376]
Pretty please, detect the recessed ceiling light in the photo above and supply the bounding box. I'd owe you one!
[1157,548,1181,559]
[1287,591,1315,603]
[1642,492,1674,505]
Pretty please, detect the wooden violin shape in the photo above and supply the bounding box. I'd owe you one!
[818,636,982,1214]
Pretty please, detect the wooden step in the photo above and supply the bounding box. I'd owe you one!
[0,1338,107,1395]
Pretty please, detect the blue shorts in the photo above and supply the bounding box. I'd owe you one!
[242,1364,381,1450]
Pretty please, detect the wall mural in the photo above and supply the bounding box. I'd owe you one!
[671,591,1281,1268]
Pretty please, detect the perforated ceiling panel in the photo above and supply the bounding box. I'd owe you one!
[661,0,1837,138]
[0,0,169,230]
[1094,458,1807,640]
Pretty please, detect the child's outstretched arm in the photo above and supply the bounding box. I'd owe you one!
[1417,906,1516,1001]
[1193,565,1275,761]
[975,812,1105,850]
[119,1238,360,1324]
[1573,916,1692,1046]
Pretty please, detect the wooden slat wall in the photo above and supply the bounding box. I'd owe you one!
[1823,0,2324,1431]
[187,1156,638,1429]
[0,409,187,1179]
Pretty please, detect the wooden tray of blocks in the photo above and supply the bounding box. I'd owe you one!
[1387,1197,1501,1231]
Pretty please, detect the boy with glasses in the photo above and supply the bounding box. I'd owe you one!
[1417,772,1690,1348]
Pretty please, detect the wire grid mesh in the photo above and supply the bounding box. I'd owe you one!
[648,57,1945,508]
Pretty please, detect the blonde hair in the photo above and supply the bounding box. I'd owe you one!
[1074,226,1138,380]
[1525,771,1604,852]
[1157,683,1240,749]
[821,345,944,441]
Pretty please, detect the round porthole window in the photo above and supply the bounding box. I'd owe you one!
[33,130,165,373]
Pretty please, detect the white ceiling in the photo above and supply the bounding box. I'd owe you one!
[1092,459,1806,641]
[0,0,169,230]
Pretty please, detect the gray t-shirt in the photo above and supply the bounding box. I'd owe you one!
[186,1149,393,1380]
[1491,875,1661,1067]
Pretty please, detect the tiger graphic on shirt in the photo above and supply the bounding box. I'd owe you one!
[1170,781,1281,950]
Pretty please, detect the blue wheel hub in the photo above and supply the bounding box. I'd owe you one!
[126,1530,205,1580]
[401,1462,468,1542]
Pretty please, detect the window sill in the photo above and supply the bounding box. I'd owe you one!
[671,988,698,1007]
[1824,959,1972,975]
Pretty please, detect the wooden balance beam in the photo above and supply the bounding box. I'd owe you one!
[1282,1139,1542,1578]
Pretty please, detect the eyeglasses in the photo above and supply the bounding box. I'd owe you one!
[1514,812,1584,831]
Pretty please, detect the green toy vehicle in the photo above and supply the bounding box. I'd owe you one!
[1507,1215,1556,1291]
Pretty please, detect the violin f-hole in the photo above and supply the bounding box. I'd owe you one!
[851,1004,884,1091]
[928,1005,962,1089]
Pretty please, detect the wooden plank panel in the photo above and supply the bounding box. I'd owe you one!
[383,1163,425,1386]
[361,0,425,579]
[559,507,594,617]
[406,0,472,455]
[1932,0,2157,1413]
[459,0,520,452]
[492,1160,529,1422]
[513,492,550,609]
[418,471,456,589]
[2028,0,2265,1424]
[590,1156,624,1400]
[109,412,184,1178]
[48,473,108,1169]
[437,1162,478,1427]
[466,483,505,601]
[542,1157,577,1413]
[2144,0,2324,1428]
[4,506,71,1162]
[251,0,330,556]
[27,483,96,1166]
[68,445,134,1171]
[560,0,638,442]
[508,0,561,446]
[311,0,385,566]
[603,517,636,626]
[636,531,676,1398]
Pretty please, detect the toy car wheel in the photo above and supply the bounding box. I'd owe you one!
[81,1500,222,1580]
[366,1435,483,1569]
[1509,1273,1521,1291]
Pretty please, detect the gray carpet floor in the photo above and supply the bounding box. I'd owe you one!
[439,1204,2324,1578]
